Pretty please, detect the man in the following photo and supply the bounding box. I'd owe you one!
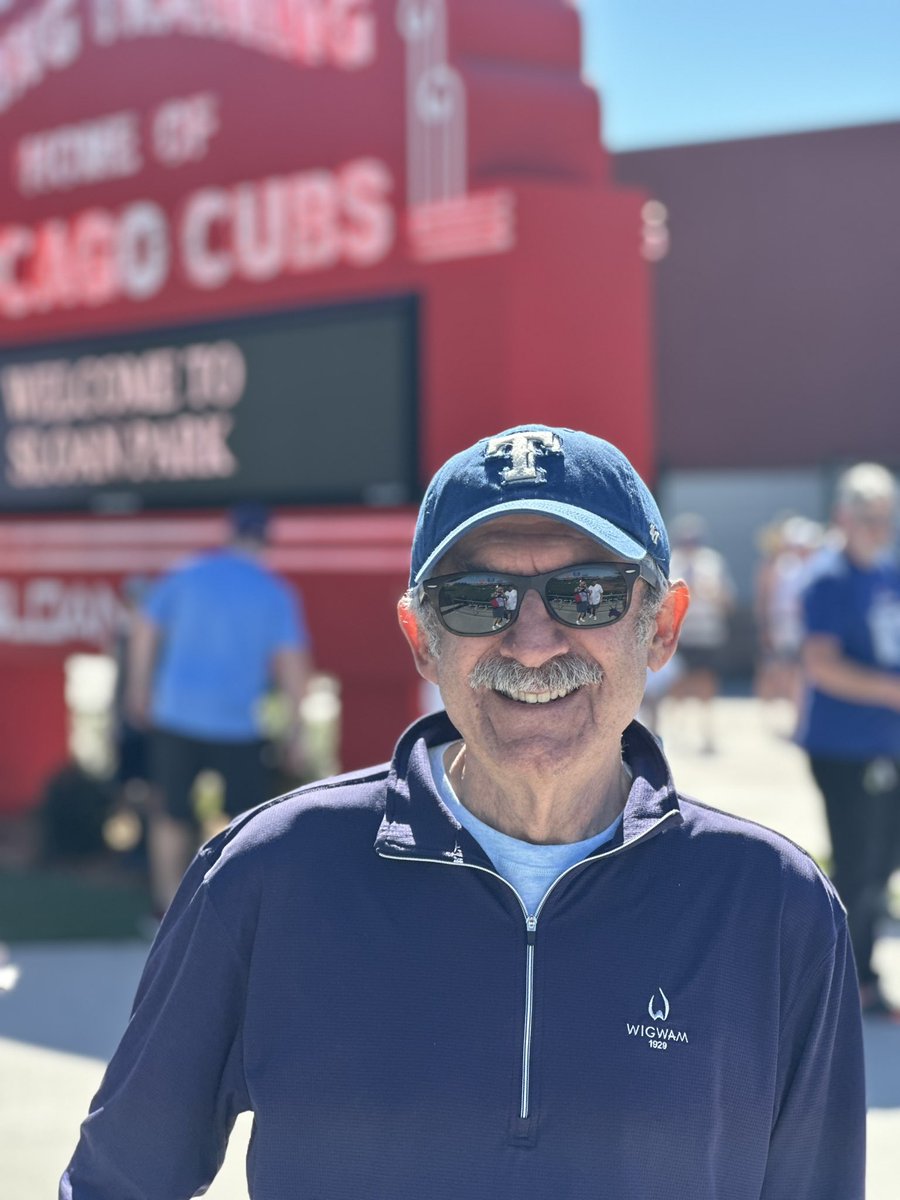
[754,515,824,717]
[490,583,507,629]
[503,583,519,619]
[587,578,604,618]
[668,512,735,752]
[798,462,900,1018]
[574,576,590,623]
[63,426,864,1199]
[126,502,312,913]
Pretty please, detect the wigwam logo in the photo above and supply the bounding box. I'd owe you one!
[626,987,689,1051]
[648,987,669,1021]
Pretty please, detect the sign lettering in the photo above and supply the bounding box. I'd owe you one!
[0,0,82,113]
[0,0,377,114]
[0,295,419,510]
[16,109,142,195]
[0,577,124,646]
[0,157,395,319]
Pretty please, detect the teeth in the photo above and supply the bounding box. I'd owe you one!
[500,685,577,704]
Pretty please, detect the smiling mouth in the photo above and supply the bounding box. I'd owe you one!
[496,684,581,705]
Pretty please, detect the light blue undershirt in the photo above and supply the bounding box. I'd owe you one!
[427,742,623,916]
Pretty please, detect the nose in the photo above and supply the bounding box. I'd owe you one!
[499,586,570,666]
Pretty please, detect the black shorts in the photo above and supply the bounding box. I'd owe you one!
[149,728,273,827]
[115,721,150,784]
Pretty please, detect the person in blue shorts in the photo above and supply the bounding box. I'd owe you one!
[126,502,312,913]
[798,462,900,1018]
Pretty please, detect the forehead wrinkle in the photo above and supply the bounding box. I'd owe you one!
[442,543,632,576]
[445,518,604,568]
[448,558,632,576]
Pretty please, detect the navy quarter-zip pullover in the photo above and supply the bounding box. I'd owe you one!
[61,713,865,1199]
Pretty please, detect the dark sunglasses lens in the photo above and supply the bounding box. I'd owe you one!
[436,576,517,634]
[545,566,631,627]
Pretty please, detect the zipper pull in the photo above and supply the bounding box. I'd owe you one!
[525,915,537,944]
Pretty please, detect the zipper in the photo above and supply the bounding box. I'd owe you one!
[377,810,679,1124]
[521,915,538,1118]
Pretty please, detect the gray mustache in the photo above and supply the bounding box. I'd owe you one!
[469,654,604,694]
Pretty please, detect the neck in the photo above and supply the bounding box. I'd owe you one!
[229,538,263,558]
[844,544,881,569]
[444,740,630,844]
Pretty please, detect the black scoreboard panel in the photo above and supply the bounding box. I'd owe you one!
[0,295,419,511]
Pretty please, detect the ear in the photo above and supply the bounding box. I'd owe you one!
[397,600,440,684]
[647,580,690,672]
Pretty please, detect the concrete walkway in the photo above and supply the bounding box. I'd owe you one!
[1,697,897,1197]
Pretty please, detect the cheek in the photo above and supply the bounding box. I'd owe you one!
[433,645,476,696]
[600,636,651,690]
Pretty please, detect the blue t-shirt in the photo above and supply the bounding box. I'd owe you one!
[797,548,900,758]
[428,742,622,915]
[145,549,308,741]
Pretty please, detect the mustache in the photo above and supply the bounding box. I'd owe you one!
[468,653,603,694]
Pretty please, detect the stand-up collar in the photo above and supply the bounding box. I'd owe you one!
[375,711,683,862]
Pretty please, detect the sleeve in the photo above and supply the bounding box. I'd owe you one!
[271,581,309,651]
[59,856,252,1200]
[801,573,845,640]
[141,568,180,630]
[760,916,866,1200]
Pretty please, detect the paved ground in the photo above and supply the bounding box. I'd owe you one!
[1,696,897,1197]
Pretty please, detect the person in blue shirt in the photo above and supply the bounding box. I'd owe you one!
[64,427,865,1200]
[798,462,900,1018]
[127,502,312,913]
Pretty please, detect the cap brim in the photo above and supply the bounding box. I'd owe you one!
[413,499,652,584]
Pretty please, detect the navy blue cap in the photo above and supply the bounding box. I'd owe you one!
[229,501,270,539]
[410,425,669,586]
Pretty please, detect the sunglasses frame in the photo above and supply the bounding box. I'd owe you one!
[419,559,665,637]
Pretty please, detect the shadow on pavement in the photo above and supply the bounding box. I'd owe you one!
[864,1016,900,1108]
[864,921,900,1108]
[0,942,146,1061]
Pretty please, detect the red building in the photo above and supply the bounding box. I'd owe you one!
[614,121,900,474]
[0,0,654,812]
[613,122,900,647]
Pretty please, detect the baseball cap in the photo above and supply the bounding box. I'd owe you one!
[410,425,669,586]
[229,501,270,539]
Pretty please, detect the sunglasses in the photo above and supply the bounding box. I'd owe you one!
[419,560,663,637]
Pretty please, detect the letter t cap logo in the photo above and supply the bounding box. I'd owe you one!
[485,431,562,485]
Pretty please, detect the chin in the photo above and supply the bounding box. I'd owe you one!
[486,720,584,766]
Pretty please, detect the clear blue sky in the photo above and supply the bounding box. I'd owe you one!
[581,0,900,151]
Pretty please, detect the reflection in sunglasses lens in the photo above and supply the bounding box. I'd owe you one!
[436,565,631,633]
[543,568,628,627]
[439,578,515,634]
